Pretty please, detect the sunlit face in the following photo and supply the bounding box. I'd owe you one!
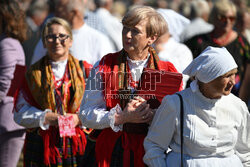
[122,20,156,57]
[204,68,237,98]
[44,24,72,61]
[215,9,236,33]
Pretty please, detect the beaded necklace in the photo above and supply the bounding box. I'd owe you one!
[211,30,233,46]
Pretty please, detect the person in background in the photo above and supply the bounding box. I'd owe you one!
[205,0,213,9]
[14,17,91,167]
[84,2,105,35]
[154,0,168,9]
[78,6,182,167]
[0,0,27,166]
[93,0,123,51]
[156,8,190,42]
[144,46,250,167]
[232,0,247,10]
[18,0,32,12]
[239,63,250,110]
[111,0,127,20]
[22,0,49,67]
[180,0,214,42]
[154,9,193,89]
[235,8,250,44]
[31,0,114,66]
[178,0,192,20]
[232,0,250,44]
[184,0,250,96]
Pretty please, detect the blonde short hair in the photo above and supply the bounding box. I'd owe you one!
[42,17,72,46]
[209,0,237,24]
[122,6,167,38]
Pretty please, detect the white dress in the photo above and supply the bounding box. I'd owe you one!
[143,81,250,167]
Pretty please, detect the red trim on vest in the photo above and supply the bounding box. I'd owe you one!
[18,77,87,166]
[95,52,182,167]
[83,61,93,78]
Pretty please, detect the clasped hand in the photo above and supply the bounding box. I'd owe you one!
[114,96,155,125]
[44,112,80,127]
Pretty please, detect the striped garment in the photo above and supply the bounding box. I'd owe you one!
[24,129,84,167]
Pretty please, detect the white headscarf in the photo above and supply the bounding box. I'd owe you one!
[183,46,238,83]
[157,8,190,42]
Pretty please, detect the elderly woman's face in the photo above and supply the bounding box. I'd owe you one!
[122,20,155,57]
[205,68,237,98]
[215,9,236,33]
[44,24,72,61]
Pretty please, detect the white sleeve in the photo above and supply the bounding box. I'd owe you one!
[13,90,50,130]
[79,66,121,131]
[143,95,179,167]
[235,103,250,167]
[31,39,47,65]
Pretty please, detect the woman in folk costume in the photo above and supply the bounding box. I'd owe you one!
[78,6,182,167]
[184,0,250,96]
[144,46,250,167]
[14,17,92,166]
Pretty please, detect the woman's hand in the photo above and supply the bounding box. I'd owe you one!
[66,113,81,127]
[44,112,59,126]
[114,97,155,125]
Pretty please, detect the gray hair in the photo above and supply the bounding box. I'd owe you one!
[67,0,85,16]
[55,0,85,16]
[122,6,168,38]
[190,0,210,18]
[27,0,49,17]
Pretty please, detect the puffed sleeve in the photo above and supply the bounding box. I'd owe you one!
[79,65,121,131]
[143,94,179,167]
[235,103,250,167]
[13,90,50,130]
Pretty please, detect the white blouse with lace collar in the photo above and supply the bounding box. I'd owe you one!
[126,55,149,82]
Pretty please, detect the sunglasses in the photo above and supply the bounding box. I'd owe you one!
[45,33,69,43]
[217,15,236,22]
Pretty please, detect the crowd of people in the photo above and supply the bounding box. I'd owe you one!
[0,0,249,167]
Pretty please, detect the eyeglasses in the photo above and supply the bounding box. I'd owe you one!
[217,15,236,22]
[45,33,70,43]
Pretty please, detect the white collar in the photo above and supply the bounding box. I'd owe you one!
[126,54,150,67]
[50,59,68,81]
[126,54,150,82]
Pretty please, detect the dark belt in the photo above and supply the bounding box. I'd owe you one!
[122,123,148,134]
[88,123,149,141]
